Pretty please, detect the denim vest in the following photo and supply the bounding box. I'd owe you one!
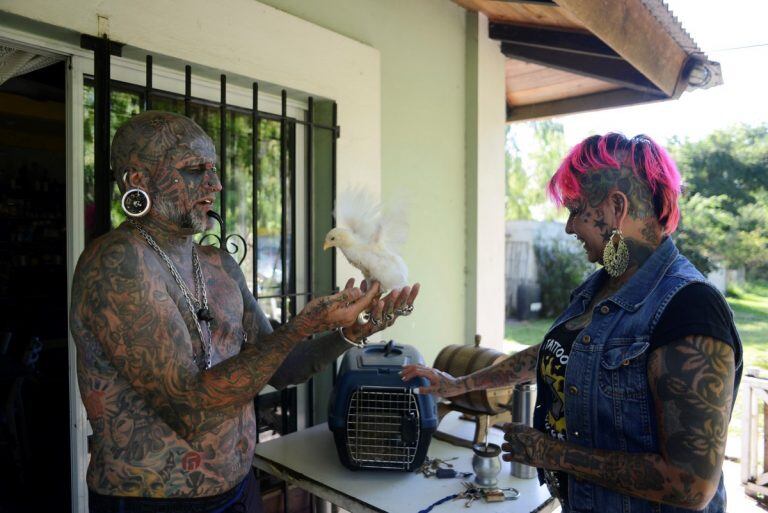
[533,237,743,513]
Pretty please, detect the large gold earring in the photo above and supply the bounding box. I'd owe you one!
[603,228,629,277]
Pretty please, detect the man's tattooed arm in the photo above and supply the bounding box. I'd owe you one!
[231,258,350,390]
[502,336,734,510]
[71,237,369,442]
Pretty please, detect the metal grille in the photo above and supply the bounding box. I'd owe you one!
[346,386,420,470]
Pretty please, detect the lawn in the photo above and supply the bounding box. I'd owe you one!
[728,281,768,370]
[505,281,768,358]
[504,281,768,455]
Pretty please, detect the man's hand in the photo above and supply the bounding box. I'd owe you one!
[399,364,465,398]
[340,279,420,342]
[296,281,380,336]
[501,423,551,468]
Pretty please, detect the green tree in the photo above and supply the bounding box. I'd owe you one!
[505,132,530,220]
[670,124,768,278]
[505,120,568,221]
[534,237,594,316]
[671,125,768,212]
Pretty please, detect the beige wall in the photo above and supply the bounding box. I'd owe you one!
[256,0,507,360]
[256,0,470,362]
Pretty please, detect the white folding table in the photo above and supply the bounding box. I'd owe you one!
[253,411,558,513]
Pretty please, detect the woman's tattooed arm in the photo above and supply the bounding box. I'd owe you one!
[460,344,540,391]
[502,336,734,510]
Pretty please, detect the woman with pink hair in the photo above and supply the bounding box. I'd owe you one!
[403,133,742,513]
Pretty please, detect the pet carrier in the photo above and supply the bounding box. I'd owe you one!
[328,341,438,471]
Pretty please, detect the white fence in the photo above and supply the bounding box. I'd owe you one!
[741,371,768,501]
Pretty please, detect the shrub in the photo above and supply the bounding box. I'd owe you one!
[533,237,594,317]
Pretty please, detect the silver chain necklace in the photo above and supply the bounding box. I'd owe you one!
[129,220,212,370]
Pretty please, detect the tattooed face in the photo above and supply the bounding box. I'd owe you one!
[111,111,221,234]
[565,197,611,263]
[565,166,658,265]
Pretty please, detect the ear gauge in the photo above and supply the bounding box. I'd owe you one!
[121,188,151,217]
[120,171,152,217]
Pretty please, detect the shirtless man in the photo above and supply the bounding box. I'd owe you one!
[70,111,419,512]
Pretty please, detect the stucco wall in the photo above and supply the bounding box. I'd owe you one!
[256,0,470,362]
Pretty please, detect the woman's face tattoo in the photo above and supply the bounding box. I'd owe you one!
[565,166,659,266]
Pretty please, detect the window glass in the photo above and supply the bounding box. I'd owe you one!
[83,85,140,240]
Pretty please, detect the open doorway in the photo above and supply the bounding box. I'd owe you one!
[0,47,70,512]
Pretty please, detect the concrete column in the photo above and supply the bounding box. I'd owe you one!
[464,11,507,350]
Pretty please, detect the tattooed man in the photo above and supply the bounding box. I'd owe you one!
[403,134,741,513]
[70,111,419,513]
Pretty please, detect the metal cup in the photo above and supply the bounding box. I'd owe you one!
[472,443,502,488]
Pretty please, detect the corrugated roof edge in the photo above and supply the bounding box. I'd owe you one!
[641,0,723,89]
[641,0,704,56]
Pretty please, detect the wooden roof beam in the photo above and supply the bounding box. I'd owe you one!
[494,0,556,4]
[501,42,661,94]
[490,22,619,59]
[507,87,666,122]
[552,0,689,97]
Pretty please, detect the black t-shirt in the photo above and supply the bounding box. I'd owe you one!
[537,282,735,500]
[651,283,735,351]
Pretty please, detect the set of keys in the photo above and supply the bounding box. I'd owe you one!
[456,482,520,508]
[418,457,472,479]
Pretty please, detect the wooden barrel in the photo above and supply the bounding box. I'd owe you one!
[433,343,513,414]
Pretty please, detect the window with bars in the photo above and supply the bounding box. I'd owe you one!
[80,39,340,443]
[83,81,300,322]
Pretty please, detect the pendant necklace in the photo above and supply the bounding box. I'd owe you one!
[130,220,213,370]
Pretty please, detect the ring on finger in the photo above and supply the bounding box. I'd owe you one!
[385,313,395,322]
[370,317,382,327]
[357,311,371,325]
[396,305,414,316]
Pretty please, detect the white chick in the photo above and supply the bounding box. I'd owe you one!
[323,188,409,292]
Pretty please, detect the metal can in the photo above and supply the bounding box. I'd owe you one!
[510,383,537,479]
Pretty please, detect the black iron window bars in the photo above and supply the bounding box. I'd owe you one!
[81,34,341,509]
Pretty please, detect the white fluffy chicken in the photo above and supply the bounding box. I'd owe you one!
[323,188,409,292]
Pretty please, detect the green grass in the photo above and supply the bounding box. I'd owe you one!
[726,281,768,447]
[504,281,768,455]
[504,281,768,360]
[728,281,768,370]
[504,317,554,345]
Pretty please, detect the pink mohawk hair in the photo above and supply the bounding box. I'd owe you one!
[547,133,682,233]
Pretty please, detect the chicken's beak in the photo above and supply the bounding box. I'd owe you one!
[323,240,332,251]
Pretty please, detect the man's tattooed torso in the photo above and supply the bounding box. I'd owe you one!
[72,225,255,497]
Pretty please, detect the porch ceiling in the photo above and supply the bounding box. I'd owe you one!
[454,0,722,122]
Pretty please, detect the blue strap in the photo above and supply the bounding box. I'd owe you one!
[208,476,249,513]
[417,493,459,513]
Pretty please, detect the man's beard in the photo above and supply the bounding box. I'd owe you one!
[153,196,209,233]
